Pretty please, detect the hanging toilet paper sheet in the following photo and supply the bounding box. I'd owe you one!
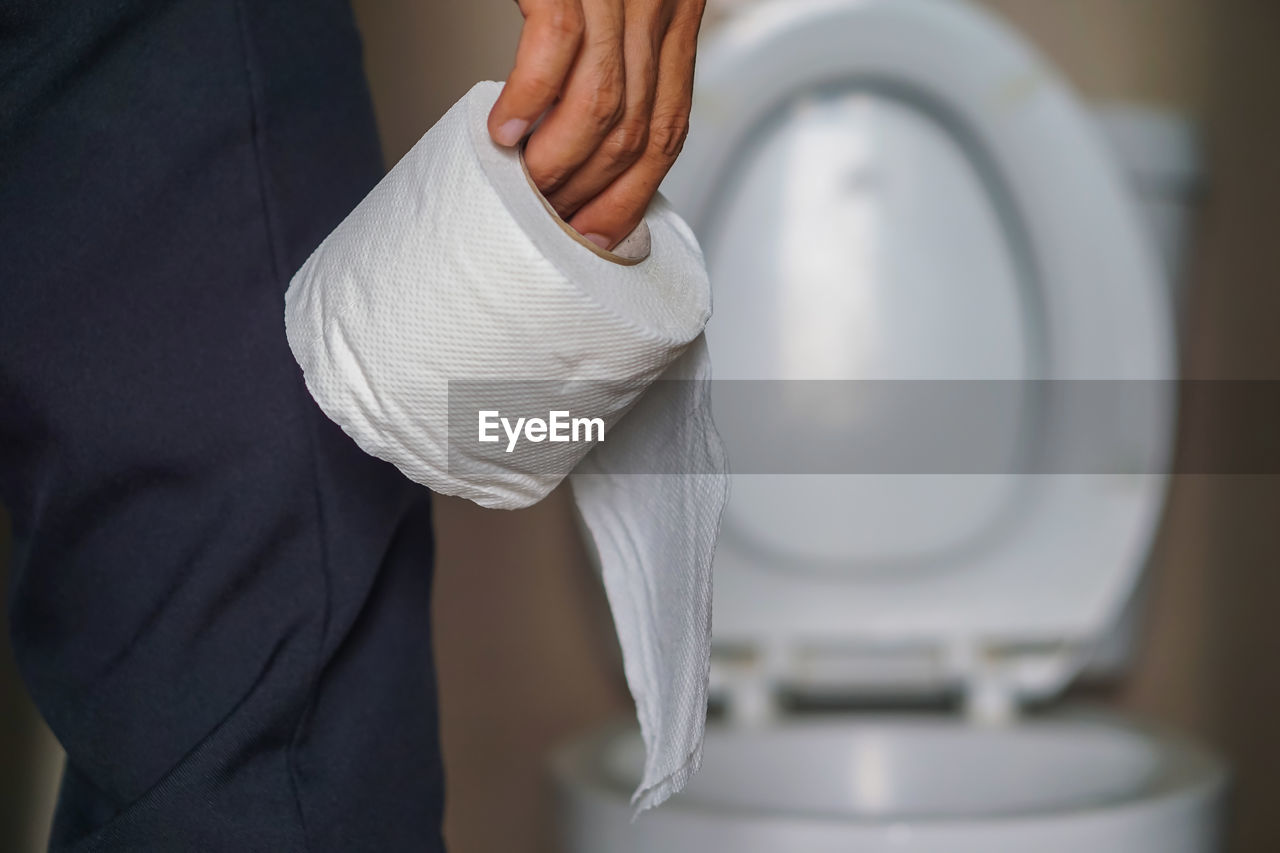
[283,81,728,812]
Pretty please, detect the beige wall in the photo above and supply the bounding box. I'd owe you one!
[977,0,1210,115]
[0,514,64,852]
[353,0,525,169]
[4,1,1279,852]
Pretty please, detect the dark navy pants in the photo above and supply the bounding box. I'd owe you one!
[1,1,445,849]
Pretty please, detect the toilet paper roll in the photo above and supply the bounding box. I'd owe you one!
[284,81,728,812]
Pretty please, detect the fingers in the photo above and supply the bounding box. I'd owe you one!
[568,0,703,248]
[488,0,586,148]
[494,0,706,250]
[522,0,627,196]
[539,0,668,220]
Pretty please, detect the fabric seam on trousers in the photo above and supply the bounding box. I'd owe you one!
[71,633,296,852]
[231,3,333,851]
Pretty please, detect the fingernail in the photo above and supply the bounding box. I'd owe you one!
[582,233,612,250]
[494,118,529,147]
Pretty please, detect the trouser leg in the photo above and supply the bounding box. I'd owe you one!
[1,1,445,848]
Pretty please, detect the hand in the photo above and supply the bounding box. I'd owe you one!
[487,0,706,250]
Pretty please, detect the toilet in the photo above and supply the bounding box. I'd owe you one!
[552,1,1227,850]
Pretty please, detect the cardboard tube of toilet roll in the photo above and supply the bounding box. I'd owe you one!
[518,146,652,266]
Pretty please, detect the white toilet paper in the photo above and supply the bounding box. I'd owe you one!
[284,81,728,812]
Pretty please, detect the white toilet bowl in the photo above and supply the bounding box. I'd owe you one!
[554,0,1225,849]
[555,713,1225,852]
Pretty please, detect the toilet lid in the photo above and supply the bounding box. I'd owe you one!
[662,0,1175,700]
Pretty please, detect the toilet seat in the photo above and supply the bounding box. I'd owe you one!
[660,0,1176,711]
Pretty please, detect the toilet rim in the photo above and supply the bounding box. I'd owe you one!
[552,710,1227,825]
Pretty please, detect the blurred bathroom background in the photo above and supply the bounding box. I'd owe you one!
[3,0,1278,850]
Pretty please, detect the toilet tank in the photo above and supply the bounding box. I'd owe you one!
[1089,105,1202,313]
[1081,103,1202,679]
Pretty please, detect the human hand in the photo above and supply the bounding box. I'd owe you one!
[488,0,706,250]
